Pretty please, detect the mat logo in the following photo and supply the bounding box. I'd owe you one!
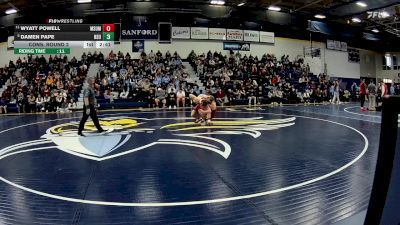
[34,116,296,161]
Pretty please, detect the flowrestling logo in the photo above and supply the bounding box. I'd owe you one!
[47,19,84,24]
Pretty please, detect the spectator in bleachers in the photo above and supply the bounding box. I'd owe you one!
[176,89,186,108]
[145,89,156,108]
[17,92,26,113]
[104,89,112,100]
[28,94,36,113]
[0,97,7,114]
[119,88,129,99]
[166,88,177,109]
[215,88,226,106]
[155,87,166,108]
[36,95,44,112]
[247,86,257,106]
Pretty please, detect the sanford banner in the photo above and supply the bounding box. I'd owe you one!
[121,25,158,40]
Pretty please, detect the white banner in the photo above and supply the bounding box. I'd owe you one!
[227,29,243,41]
[243,30,259,42]
[172,27,190,39]
[209,28,227,40]
[191,27,209,39]
[260,31,275,43]
[7,36,14,49]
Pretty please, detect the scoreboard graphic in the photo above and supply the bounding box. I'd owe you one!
[13,23,116,54]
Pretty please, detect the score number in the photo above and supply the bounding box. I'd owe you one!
[102,24,114,41]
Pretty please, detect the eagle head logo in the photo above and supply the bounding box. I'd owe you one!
[39,116,296,161]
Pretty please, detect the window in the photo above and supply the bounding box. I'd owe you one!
[393,55,398,70]
[383,54,392,70]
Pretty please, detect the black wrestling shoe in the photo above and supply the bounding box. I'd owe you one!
[98,129,107,135]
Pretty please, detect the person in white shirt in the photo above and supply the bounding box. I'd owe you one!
[36,95,44,112]
[148,50,155,60]
[119,88,129,99]
[55,92,64,112]
[176,89,186,108]
[68,100,77,111]
[43,96,51,112]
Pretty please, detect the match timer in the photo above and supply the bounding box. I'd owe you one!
[102,24,114,41]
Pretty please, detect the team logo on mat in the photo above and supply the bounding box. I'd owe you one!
[0,113,369,208]
[26,116,297,161]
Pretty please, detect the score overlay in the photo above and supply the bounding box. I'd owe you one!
[14,24,115,54]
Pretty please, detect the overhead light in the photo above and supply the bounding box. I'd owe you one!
[314,14,326,19]
[268,6,281,11]
[380,11,390,18]
[372,28,379,33]
[356,1,367,7]
[77,0,92,3]
[238,2,245,6]
[210,0,225,5]
[5,8,17,14]
[352,17,362,23]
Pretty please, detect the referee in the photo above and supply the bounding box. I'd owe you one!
[78,77,105,136]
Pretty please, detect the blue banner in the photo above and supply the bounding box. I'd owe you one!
[308,21,332,35]
[223,42,250,51]
[132,40,145,53]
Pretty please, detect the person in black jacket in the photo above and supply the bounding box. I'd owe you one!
[166,88,177,109]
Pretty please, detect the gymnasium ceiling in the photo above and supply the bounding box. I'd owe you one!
[0,0,399,37]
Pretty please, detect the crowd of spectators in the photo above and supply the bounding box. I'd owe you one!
[92,50,337,109]
[188,50,340,106]
[94,50,197,109]
[0,54,86,114]
[3,49,400,115]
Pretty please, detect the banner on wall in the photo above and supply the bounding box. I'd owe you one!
[327,39,347,52]
[223,42,250,51]
[209,28,227,40]
[348,48,360,63]
[259,31,275,43]
[243,30,259,42]
[172,27,190,39]
[7,36,14,49]
[227,29,243,41]
[132,40,145,53]
[121,25,158,40]
[191,27,208,39]
[340,42,348,51]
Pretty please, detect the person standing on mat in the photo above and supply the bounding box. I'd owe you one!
[359,79,367,111]
[78,77,105,136]
[367,80,377,111]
